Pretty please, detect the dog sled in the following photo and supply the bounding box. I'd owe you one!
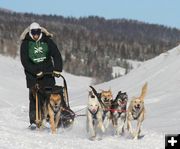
[34,72,75,129]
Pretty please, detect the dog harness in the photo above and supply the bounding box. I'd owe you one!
[102,110,109,121]
[131,108,143,120]
[88,107,99,119]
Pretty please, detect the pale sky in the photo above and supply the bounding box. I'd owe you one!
[0,0,179,28]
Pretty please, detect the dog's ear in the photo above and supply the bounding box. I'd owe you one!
[88,90,92,95]
[122,92,128,100]
[114,91,120,101]
[100,89,104,92]
[108,87,112,92]
[125,92,128,99]
[123,92,127,96]
[89,86,98,97]
[89,91,97,99]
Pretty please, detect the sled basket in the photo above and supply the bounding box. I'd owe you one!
[41,73,75,128]
[59,107,75,128]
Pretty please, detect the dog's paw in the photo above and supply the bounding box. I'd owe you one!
[132,132,139,140]
[129,130,134,136]
[116,128,124,136]
[97,137,103,141]
[35,121,42,128]
[51,129,57,134]
[101,126,105,133]
[40,121,46,129]
[133,136,138,140]
[113,124,117,128]
[89,136,96,141]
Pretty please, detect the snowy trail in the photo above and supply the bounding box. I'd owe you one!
[0,104,164,149]
[1,45,180,148]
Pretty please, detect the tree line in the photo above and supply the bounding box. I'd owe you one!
[1,9,180,83]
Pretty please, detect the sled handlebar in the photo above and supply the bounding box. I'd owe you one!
[43,72,67,84]
[40,72,62,78]
[35,72,70,108]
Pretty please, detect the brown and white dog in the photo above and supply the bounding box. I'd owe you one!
[86,90,105,140]
[100,89,113,129]
[89,86,113,129]
[43,93,62,134]
[127,82,148,139]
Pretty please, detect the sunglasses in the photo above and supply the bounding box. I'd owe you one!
[31,29,41,36]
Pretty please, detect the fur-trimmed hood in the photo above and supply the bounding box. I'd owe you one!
[20,26,53,41]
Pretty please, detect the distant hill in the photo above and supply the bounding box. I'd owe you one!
[1,8,180,83]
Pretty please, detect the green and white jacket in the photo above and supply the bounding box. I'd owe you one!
[20,27,63,88]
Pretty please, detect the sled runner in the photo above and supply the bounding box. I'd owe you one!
[34,72,75,129]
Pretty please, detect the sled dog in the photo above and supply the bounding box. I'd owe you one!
[127,82,148,139]
[99,89,113,129]
[89,86,113,129]
[86,90,105,140]
[111,91,128,135]
[43,93,62,134]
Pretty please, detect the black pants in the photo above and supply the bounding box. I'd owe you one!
[29,89,46,124]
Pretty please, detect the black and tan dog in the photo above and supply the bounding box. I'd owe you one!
[127,82,148,139]
[111,91,128,135]
[43,93,63,134]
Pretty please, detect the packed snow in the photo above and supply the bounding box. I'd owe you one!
[1,45,180,149]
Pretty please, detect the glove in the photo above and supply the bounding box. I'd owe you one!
[53,71,61,78]
[36,71,43,78]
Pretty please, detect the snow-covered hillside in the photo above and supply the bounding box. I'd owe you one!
[98,46,180,134]
[112,60,142,77]
[1,45,180,149]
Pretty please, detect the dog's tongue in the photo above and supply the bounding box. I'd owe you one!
[135,106,140,110]
[118,101,126,106]
[92,109,97,113]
